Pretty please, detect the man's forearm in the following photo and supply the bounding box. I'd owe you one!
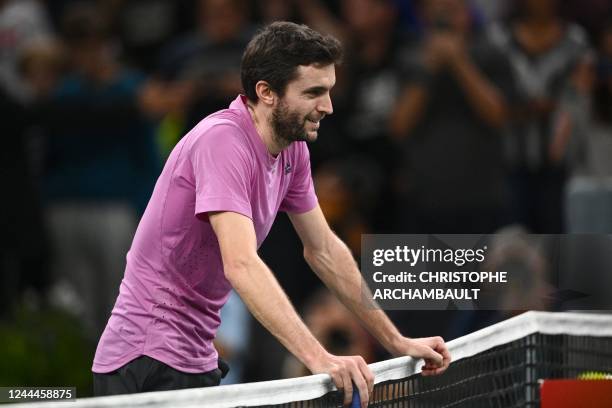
[225,256,327,368]
[304,233,404,355]
[389,84,429,140]
[451,54,507,127]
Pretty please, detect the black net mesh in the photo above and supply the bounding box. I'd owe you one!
[259,334,612,408]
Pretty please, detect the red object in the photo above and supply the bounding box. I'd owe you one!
[541,380,612,407]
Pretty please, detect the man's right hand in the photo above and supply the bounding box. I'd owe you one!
[307,352,375,408]
[423,33,465,72]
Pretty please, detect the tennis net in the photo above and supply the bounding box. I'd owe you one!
[13,311,612,408]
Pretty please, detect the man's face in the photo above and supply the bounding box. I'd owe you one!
[199,0,245,42]
[270,64,336,145]
[341,0,395,36]
[424,0,469,32]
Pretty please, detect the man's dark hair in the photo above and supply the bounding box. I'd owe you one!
[61,4,108,42]
[241,22,343,102]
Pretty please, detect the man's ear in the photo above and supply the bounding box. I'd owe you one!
[254,80,276,106]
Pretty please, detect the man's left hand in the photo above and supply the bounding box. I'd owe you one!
[391,336,451,376]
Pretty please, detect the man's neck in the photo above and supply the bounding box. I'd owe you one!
[246,100,284,156]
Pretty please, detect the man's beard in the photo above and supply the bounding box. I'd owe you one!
[270,99,313,147]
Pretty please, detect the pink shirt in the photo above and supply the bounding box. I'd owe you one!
[93,95,318,374]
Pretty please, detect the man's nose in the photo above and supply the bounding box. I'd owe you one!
[318,93,333,115]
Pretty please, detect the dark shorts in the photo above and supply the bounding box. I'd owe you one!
[93,356,230,396]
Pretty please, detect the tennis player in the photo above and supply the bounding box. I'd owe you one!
[92,22,450,407]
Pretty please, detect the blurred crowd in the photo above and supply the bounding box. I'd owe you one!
[2,0,612,390]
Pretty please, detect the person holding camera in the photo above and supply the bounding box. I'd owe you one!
[390,0,515,236]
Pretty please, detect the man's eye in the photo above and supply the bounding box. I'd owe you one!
[305,89,324,97]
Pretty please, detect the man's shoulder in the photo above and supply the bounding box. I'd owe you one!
[191,108,249,142]
[470,30,514,71]
[181,108,256,167]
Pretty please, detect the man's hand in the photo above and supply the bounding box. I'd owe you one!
[423,33,465,71]
[307,352,374,408]
[392,336,451,376]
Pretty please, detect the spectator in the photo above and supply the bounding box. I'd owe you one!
[19,37,66,101]
[0,28,63,317]
[449,226,553,337]
[390,0,514,234]
[314,159,380,255]
[565,21,612,233]
[299,0,404,230]
[488,0,591,233]
[282,288,375,378]
[0,86,50,317]
[0,0,54,102]
[586,21,612,177]
[157,0,255,128]
[256,0,300,25]
[41,3,159,337]
[100,0,195,72]
[470,0,513,25]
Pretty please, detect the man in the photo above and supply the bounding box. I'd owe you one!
[93,22,450,407]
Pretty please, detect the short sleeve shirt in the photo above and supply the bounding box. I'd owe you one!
[93,95,318,373]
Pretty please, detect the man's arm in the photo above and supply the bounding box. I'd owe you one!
[438,35,508,128]
[389,84,429,140]
[209,211,374,407]
[450,52,508,127]
[289,206,451,375]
